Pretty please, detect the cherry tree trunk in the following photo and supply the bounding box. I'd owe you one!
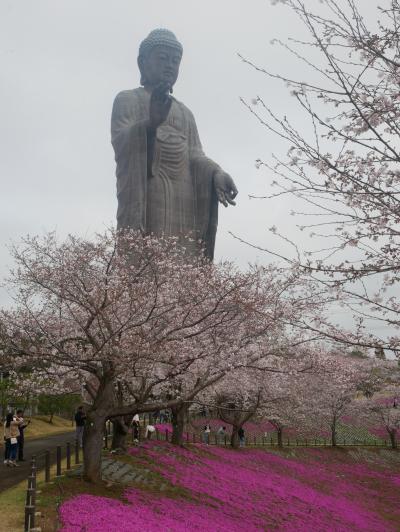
[83,379,114,483]
[83,412,106,483]
[331,418,337,447]
[389,429,397,449]
[111,417,129,451]
[171,404,188,446]
[230,425,240,448]
[277,427,283,448]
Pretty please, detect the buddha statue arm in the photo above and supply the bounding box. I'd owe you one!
[146,83,173,177]
[111,91,150,167]
[111,90,150,231]
[187,109,238,207]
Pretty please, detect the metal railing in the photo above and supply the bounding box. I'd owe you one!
[23,440,83,532]
[145,427,392,448]
[22,428,117,531]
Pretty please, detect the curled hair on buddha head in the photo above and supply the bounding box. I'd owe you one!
[138,28,183,89]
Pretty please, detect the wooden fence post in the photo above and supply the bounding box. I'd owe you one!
[30,455,36,475]
[24,455,37,532]
[25,487,35,508]
[56,446,62,477]
[28,474,36,490]
[45,450,51,483]
[66,442,71,470]
[24,505,35,532]
[75,440,80,464]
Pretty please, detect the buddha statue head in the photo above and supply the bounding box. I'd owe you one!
[138,29,183,92]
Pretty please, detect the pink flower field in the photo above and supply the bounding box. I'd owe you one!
[59,443,400,531]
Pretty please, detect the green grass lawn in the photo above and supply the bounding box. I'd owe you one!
[0,415,73,449]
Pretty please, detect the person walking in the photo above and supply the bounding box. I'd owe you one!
[3,413,21,467]
[131,414,140,444]
[15,409,30,461]
[74,406,86,448]
[202,424,211,445]
[145,423,155,440]
[217,426,226,445]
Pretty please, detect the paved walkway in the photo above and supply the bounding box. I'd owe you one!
[0,431,75,493]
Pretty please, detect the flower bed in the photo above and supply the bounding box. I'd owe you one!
[59,443,399,531]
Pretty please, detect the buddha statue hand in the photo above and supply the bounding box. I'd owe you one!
[149,82,173,129]
[213,170,238,207]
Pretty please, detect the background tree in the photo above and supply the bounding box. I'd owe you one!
[298,354,375,446]
[242,0,400,354]
[38,393,81,424]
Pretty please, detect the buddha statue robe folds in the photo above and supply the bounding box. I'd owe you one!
[111,87,219,259]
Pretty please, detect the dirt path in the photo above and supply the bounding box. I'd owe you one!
[0,431,75,493]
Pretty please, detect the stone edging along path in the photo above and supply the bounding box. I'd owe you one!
[69,456,169,490]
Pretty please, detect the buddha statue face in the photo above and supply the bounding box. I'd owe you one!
[138,45,182,90]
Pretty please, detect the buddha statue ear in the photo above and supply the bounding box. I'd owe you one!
[137,55,147,86]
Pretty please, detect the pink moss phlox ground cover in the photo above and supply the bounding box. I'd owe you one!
[60,442,399,531]
[370,426,390,439]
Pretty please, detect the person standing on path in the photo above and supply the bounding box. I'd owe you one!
[74,406,86,448]
[3,413,21,467]
[15,409,30,461]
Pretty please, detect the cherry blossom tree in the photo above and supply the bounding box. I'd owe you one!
[149,266,323,447]
[0,229,321,480]
[366,387,400,448]
[213,371,262,448]
[242,0,400,354]
[298,354,378,446]
[204,343,319,447]
[256,366,312,447]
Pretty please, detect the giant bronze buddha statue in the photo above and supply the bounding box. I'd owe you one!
[111,29,238,259]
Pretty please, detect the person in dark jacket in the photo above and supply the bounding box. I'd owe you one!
[238,427,245,447]
[15,409,30,461]
[74,406,86,448]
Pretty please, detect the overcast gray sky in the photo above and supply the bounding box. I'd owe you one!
[1,0,386,339]
[0,0,301,274]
